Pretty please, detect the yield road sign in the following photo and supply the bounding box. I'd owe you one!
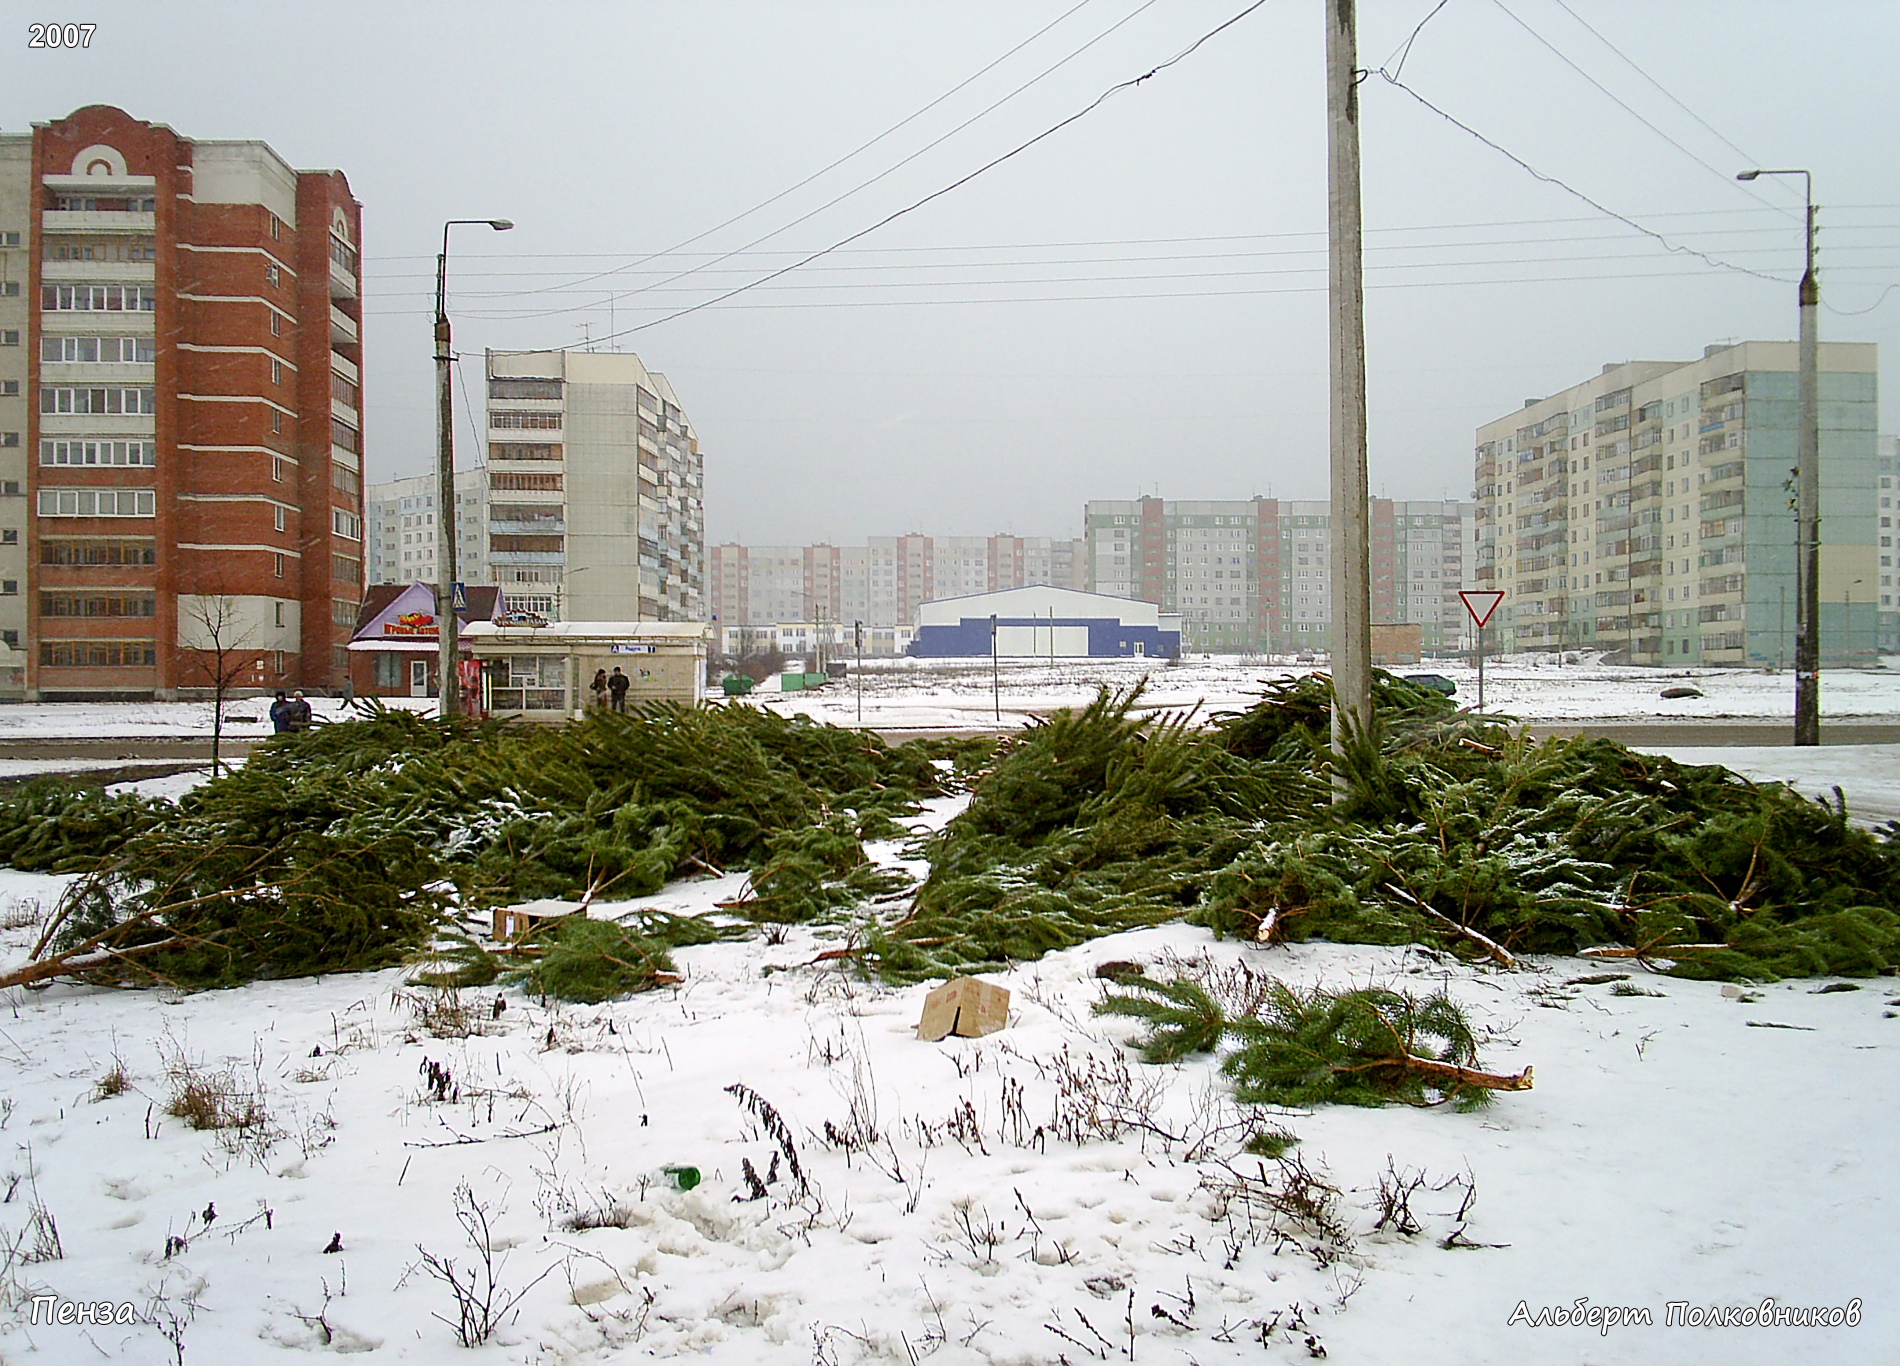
[1459,589,1505,629]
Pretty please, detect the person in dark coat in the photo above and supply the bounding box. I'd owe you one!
[269,691,295,734]
[608,667,631,712]
[591,668,608,709]
[289,691,313,732]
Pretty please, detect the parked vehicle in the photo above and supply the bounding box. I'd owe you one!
[1401,673,1457,696]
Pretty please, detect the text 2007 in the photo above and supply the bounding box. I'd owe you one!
[28,23,96,48]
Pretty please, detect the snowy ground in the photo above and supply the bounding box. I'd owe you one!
[0,659,1894,741]
[0,793,1889,1365]
[751,656,1900,732]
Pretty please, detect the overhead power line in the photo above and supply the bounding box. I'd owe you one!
[1372,69,1791,285]
[493,0,1167,322]
[1546,0,1771,174]
[499,0,1101,303]
[565,0,1275,347]
[1485,0,1792,218]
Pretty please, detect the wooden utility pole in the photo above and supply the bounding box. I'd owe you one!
[1327,0,1372,790]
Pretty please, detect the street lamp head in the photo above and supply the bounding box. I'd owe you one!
[488,219,515,231]
[1735,170,1761,181]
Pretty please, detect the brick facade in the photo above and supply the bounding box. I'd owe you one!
[19,106,364,698]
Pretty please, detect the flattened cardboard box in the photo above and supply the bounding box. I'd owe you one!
[916,976,1010,1041]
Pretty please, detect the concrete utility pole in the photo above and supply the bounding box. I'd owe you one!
[1739,169,1819,744]
[1326,0,1372,788]
[435,217,513,718]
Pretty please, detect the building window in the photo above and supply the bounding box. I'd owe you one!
[0,331,18,346]
[42,335,153,363]
[275,505,287,532]
[274,601,286,628]
[332,554,360,583]
[275,553,285,578]
[39,538,155,566]
[40,439,155,467]
[273,457,288,482]
[39,386,156,415]
[40,639,158,667]
[489,412,562,430]
[491,472,563,492]
[0,581,13,595]
[0,531,15,545]
[331,598,359,628]
[266,260,281,287]
[39,592,154,617]
[270,312,281,336]
[40,284,155,312]
[37,487,156,517]
[272,410,284,435]
[275,650,286,675]
[331,420,359,453]
[330,372,358,407]
[271,358,283,385]
[333,509,361,540]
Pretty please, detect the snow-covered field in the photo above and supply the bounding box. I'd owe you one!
[752,656,1900,731]
[0,794,1890,1365]
[0,658,1895,740]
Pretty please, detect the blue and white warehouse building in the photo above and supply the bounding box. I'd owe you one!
[908,586,1182,659]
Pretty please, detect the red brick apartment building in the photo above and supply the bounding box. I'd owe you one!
[0,106,365,699]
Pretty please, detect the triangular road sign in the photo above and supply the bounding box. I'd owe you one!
[1459,589,1505,629]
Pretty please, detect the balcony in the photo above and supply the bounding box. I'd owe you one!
[329,257,358,301]
[489,518,566,536]
[42,210,154,235]
[488,549,566,567]
[40,259,156,283]
[329,305,358,346]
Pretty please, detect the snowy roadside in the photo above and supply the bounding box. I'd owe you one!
[0,795,1887,1364]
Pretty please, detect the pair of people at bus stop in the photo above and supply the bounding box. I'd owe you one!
[590,667,631,712]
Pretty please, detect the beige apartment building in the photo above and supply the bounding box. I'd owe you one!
[1473,341,1880,665]
[483,349,703,623]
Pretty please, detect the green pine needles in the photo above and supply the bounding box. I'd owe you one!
[1097,972,1528,1111]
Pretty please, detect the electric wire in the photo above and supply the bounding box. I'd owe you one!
[489,0,1100,303]
[1372,68,1791,285]
[1486,0,1791,217]
[1546,0,1772,174]
[486,0,1167,322]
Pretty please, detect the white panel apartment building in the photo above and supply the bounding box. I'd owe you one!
[1084,497,1468,654]
[708,534,1085,641]
[1474,341,1880,665]
[484,350,703,623]
[365,468,485,587]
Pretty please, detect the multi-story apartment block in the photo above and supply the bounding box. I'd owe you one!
[1879,434,1898,653]
[0,136,29,696]
[708,534,1087,639]
[1474,342,1880,665]
[0,106,366,700]
[365,468,486,587]
[1084,497,1468,654]
[483,350,703,623]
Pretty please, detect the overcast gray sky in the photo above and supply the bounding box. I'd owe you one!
[13,1,1898,544]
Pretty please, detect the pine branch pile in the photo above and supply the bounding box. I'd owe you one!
[15,702,947,990]
[860,677,1900,982]
[1097,972,1527,1111]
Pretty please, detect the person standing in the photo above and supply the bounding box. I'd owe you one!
[289,690,313,732]
[338,676,357,713]
[608,666,631,713]
[269,690,295,734]
[591,668,608,709]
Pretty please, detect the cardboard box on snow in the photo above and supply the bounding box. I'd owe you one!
[916,976,1010,1041]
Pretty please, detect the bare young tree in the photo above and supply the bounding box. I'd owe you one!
[179,593,260,777]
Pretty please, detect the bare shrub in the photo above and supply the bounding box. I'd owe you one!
[417,1181,558,1347]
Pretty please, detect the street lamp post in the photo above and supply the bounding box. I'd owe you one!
[436,217,514,718]
[1738,169,1818,744]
